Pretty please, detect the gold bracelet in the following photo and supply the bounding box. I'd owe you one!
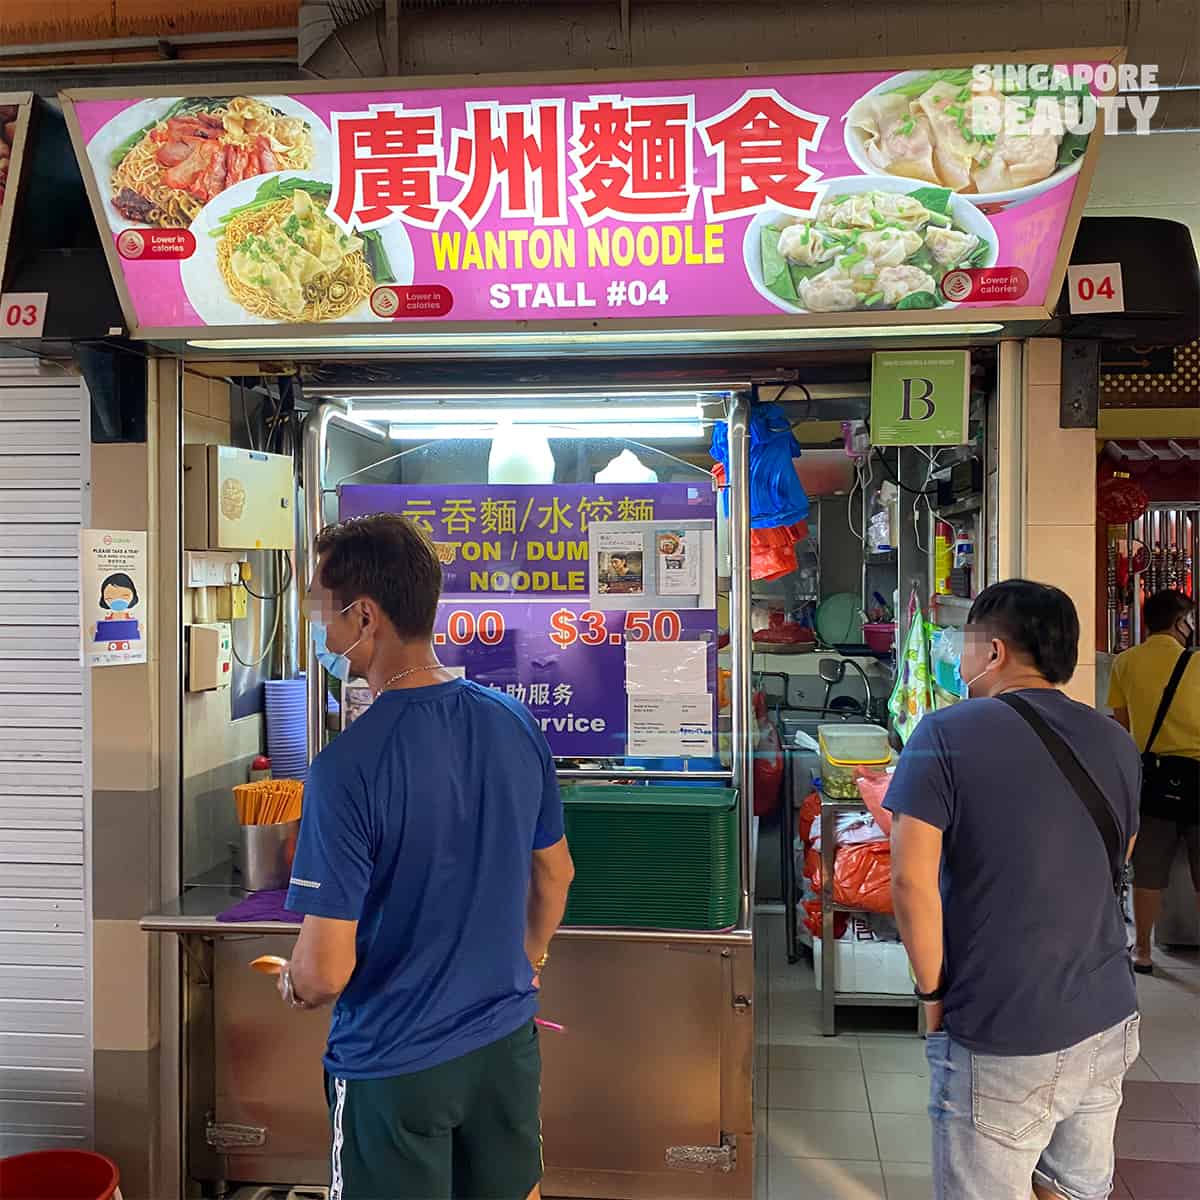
[533,951,550,973]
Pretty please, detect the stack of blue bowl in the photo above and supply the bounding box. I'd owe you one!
[265,676,308,781]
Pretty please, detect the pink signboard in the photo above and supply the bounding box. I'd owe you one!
[65,64,1101,335]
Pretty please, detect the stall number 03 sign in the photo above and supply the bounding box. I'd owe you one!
[0,292,48,337]
[1066,264,1125,315]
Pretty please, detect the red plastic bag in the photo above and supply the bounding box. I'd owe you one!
[803,898,847,940]
[806,843,893,914]
[753,704,783,817]
[854,768,894,837]
[798,790,821,845]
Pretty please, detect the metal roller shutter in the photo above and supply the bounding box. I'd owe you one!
[0,373,91,1154]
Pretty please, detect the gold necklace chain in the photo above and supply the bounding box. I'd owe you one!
[375,663,444,697]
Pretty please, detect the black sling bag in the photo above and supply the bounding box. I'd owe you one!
[1139,649,1198,826]
[996,693,1124,896]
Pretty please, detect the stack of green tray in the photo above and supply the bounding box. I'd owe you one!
[561,784,740,931]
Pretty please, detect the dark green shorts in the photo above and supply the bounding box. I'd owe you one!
[326,1020,543,1200]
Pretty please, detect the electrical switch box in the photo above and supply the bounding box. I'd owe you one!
[214,584,249,621]
[184,444,294,551]
[188,622,233,691]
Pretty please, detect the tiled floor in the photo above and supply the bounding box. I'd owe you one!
[754,913,1200,1199]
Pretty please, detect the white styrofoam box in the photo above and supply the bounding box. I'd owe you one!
[813,934,912,996]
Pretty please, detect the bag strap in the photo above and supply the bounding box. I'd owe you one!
[1144,649,1196,757]
[996,694,1123,893]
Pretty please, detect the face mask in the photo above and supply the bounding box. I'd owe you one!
[108,598,130,612]
[311,602,362,682]
[963,665,991,697]
[962,647,998,698]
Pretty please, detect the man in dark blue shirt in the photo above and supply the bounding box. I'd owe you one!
[886,580,1141,1200]
[280,514,575,1200]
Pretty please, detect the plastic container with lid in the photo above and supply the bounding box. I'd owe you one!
[818,724,891,799]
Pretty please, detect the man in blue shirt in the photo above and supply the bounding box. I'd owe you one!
[280,514,575,1200]
[886,581,1141,1200]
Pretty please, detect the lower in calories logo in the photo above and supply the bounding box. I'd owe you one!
[370,285,454,319]
[939,267,1029,304]
[116,229,196,261]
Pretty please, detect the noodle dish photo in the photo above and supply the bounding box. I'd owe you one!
[88,95,329,229]
[180,172,414,325]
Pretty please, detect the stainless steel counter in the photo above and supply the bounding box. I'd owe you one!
[145,881,756,1199]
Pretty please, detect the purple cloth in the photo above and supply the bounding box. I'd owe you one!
[217,889,303,924]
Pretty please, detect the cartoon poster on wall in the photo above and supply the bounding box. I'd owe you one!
[81,529,147,666]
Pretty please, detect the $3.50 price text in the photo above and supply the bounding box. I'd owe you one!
[430,608,683,649]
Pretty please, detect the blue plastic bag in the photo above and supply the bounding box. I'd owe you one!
[711,402,810,529]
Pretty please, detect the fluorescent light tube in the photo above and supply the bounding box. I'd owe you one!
[368,404,701,425]
[388,422,705,441]
[187,323,1005,352]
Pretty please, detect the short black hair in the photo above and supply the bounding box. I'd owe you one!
[315,514,442,640]
[967,579,1079,684]
[99,572,139,610]
[1144,589,1193,634]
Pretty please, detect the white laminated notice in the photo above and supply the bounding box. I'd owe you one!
[655,528,701,597]
[625,640,707,695]
[627,695,714,757]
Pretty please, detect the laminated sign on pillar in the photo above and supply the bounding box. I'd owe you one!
[870,350,971,447]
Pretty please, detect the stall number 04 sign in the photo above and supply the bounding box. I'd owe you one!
[0,292,48,338]
[1066,263,1125,315]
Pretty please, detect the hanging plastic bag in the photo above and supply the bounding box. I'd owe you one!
[712,463,809,581]
[710,402,810,529]
[752,692,783,817]
[888,596,933,745]
[930,624,965,701]
[751,521,810,581]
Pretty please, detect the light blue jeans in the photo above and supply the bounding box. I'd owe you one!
[926,1014,1140,1200]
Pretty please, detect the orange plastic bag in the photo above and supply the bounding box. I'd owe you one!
[854,768,894,837]
[749,520,811,582]
[835,842,893,913]
[806,843,893,914]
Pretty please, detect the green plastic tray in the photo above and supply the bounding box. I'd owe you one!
[561,784,740,931]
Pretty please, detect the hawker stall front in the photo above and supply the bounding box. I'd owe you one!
[63,50,1110,1199]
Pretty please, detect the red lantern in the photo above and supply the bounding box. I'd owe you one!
[1098,475,1149,524]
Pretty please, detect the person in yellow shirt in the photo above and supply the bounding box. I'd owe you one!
[1109,589,1199,973]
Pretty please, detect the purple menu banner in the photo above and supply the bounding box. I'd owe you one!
[339,482,715,598]
[431,601,717,758]
[339,482,719,757]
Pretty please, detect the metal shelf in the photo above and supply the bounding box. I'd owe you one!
[833,993,918,1008]
[937,496,983,519]
[818,795,915,1036]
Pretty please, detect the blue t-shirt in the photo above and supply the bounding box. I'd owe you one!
[286,679,564,1079]
[884,689,1140,1056]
